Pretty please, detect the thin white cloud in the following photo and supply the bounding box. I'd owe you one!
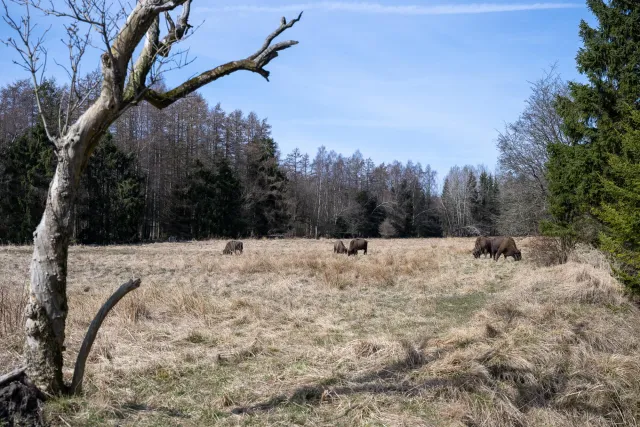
[201,2,582,15]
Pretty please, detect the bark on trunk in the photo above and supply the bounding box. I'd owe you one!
[24,149,77,394]
[25,94,115,394]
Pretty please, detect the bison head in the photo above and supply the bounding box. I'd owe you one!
[472,248,481,259]
[514,250,522,261]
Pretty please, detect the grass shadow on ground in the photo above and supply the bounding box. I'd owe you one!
[230,342,453,416]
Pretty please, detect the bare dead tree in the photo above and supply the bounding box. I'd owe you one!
[1,0,303,394]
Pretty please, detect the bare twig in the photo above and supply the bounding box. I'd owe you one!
[1,0,56,144]
[70,278,141,395]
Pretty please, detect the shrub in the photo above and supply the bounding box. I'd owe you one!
[529,236,574,267]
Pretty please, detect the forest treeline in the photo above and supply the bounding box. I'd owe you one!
[0,78,512,244]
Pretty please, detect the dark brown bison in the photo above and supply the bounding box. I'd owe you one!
[473,236,492,258]
[347,238,368,256]
[492,236,522,261]
[222,240,243,255]
[334,240,347,254]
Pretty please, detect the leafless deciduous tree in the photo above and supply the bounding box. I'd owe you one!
[496,66,569,235]
[440,165,479,237]
[1,0,302,394]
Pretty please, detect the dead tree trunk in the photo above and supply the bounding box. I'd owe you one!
[25,156,76,393]
[25,98,119,393]
[3,0,303,395]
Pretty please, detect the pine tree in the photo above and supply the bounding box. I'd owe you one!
[390,180,414,237]
[245,137,289,236]
[75,133,145,244]
[352,190,385,237]
[0,125,55,243]
[548,0,640,286]
[597,108,640,292]
[212,156,245,237]
[476,171,499,235]
[166,178,194,240]
[467,171,480,229]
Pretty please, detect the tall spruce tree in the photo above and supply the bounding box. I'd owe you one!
[467,171,481,230]
[166,159,244,240]
[352,190,385,237]
[548,0,640,289]
[0,125,55,243]
[598,107,640,292]
[212,156,245,237]
[477,171,499,235]
[390,180,415,237]
[245,137,289,236]
[75,134,145,244]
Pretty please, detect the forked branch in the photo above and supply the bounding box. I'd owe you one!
[125,0,193,99]
[70,278,141,395]
[142,11,303,109]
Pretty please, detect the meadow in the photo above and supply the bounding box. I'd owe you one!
[1,238,639,426]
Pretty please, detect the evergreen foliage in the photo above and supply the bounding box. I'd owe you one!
[167,158,245,240]
[0,125,55,243]
[547,0,640,291]
[353,190,385,237]
[75,134,145,244]
[390,180,415,238]
[245,137,289,236]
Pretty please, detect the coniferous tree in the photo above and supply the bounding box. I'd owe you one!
[597,108,640,292]
[75,133,145,244]
[245,137,289,236]
[467,171,480,226]
[548,0,640,286]
[352,190,385,237]
[212,156,245,237]
[476,171,500,235]
[166,178,193,240]
[390,180,415,237]
[0,125,55,243]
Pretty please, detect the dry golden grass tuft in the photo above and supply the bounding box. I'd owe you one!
[1,238,639,426]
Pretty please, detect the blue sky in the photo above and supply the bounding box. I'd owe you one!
[0,1,594,181]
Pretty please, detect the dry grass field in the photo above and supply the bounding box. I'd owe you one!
[1,238,640,426]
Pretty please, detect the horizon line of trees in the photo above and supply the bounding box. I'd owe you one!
[0,77,514,244]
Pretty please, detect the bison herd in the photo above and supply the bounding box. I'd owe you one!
[473,236,522,261]
[221,236,521,262]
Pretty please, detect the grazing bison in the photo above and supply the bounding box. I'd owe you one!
[473,236,492,259]
[492,237,522,261]
[334,240,347,254]
[222,240,243,255]
[347,238,368,256]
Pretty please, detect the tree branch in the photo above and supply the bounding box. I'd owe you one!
[142,12,302,109]
[249,11,302,61]
[1,0,56,144]
[69,278,141,395]
[124,0,193,100]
